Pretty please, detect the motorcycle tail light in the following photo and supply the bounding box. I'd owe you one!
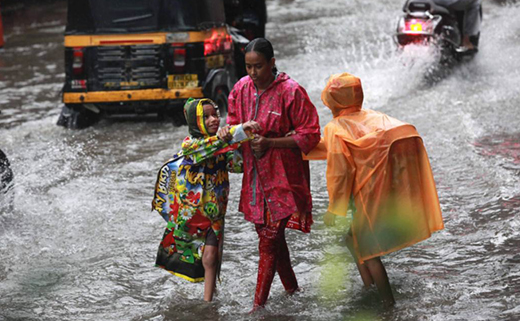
[204,33,217,56]
[204,31,233,56]
[410,22,423,32]
[399,18,433,35]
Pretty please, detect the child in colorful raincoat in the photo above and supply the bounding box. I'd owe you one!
[152,98,260,302]
[306,73,444,306]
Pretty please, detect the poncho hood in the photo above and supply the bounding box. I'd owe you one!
[321,73,364,117]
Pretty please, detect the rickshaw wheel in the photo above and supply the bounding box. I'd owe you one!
[57,104,100,129]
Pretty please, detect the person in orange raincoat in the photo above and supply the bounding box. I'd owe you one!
[306,72,444,306]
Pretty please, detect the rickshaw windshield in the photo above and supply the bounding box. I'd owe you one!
[65,0,226,35]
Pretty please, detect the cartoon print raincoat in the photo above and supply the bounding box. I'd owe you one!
[306,73,444,263]
[227,72,321,231]
[152,98,251,282]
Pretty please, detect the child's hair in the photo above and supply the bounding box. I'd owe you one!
[245,38,278,74]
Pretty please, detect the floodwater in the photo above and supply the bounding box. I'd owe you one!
[1,0,520,320]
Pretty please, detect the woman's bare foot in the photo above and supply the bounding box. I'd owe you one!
[248,304,264,314]
[285,287,301,295]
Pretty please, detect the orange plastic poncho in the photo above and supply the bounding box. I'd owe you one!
[307,73,444,263]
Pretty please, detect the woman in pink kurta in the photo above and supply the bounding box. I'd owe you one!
[225,38,320,310]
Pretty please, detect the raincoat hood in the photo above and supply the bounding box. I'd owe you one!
[321,73,364,117]
[183,98,218,138]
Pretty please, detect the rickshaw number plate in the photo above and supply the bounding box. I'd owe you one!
[168,74,198,89]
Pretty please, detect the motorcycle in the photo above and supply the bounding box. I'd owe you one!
[394,0,481,62]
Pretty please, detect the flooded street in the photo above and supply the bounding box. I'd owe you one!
[1,0,520,320]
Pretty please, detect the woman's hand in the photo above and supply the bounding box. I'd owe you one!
[250,133,300,158]
[217,126,233,142]
[243,121,261,133]
[250,134,272,159]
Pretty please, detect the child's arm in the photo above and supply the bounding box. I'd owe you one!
[323,126,355,218]
[217,120,261,142]
[219,121,260,173]
[302,137,327,160]
[181,124,255,164]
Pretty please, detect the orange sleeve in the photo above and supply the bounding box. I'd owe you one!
[325,137,355,216]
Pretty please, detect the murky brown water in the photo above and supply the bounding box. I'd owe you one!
[1,0,520,320]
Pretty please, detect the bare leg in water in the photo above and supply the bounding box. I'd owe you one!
[345,231,374,287]
[345,229,395,307]
[202,244,218,302]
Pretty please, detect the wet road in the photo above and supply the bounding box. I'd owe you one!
[1,0,520,320]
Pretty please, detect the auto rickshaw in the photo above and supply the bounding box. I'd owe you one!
[58,0,265,129]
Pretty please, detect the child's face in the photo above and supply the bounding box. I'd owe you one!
[203,104,220,135]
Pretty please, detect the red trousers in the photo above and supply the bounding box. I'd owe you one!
[253,215,299,308]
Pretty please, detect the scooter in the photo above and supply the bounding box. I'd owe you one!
[394,0,481,62]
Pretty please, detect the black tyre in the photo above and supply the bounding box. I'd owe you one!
[213,87,229,127]
[57,104,100,129]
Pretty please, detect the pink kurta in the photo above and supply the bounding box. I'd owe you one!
[227,73,321,226]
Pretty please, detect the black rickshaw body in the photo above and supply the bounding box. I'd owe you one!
[60,0,257,128]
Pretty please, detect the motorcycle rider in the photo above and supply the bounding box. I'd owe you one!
[432,0,481,51]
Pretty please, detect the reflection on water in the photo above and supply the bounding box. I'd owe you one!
[1,0,520,320]
[475,133,520,170]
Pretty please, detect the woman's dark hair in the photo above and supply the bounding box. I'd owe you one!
[245,38,278,73]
